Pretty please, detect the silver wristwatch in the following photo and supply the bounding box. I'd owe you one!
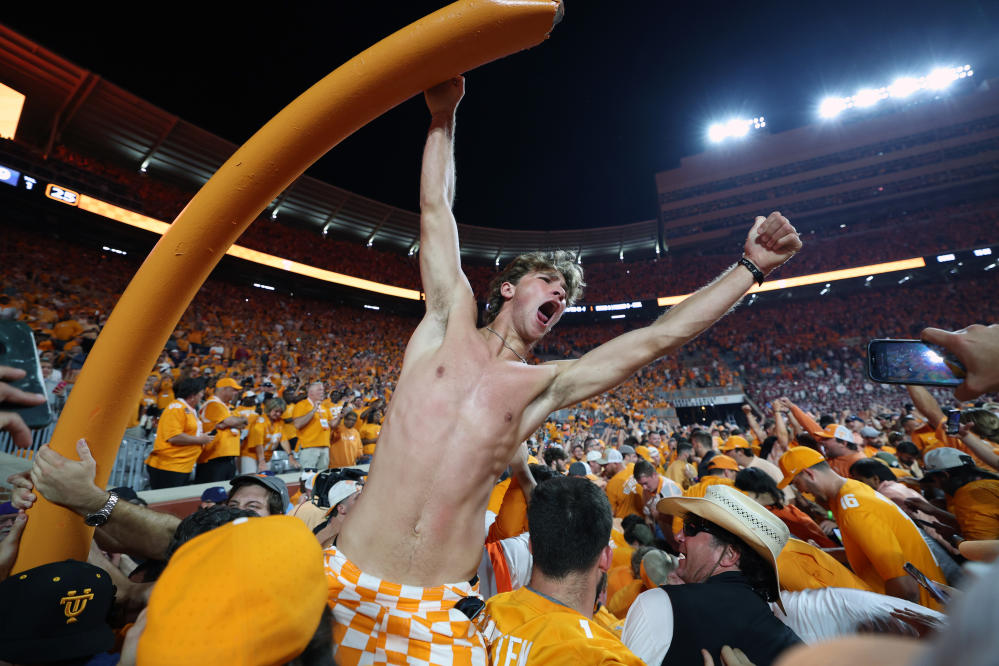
[84,491,119,527]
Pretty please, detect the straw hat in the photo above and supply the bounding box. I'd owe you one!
[658,484,790,609]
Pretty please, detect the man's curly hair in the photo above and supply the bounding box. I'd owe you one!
[483,250,585,325]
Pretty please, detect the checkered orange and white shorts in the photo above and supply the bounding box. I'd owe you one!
[324,547,488,666]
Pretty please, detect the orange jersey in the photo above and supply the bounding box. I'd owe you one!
[145,400,202,473]
[358,421,381,456]
[235,406,260,458]
[330,425,362,468]
[832,479,946,610]
[778,538,871,592]
[247,415,285,462]
[605,464,642,519]
[198,396,241,461]
[483,587,644,665]
[951,479,999,540]
[293,399,332,449]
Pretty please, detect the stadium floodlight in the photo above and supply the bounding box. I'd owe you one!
[707,116,765,144]
[936,254,956,263]
[986,263,997,272]
[819,97,848,118]
[610,314,626,319]
[926,67,957,90]
[888,77,920,99]
[973,248,992,257]
[818,64,973,119]
[252,283,275,291]
[726,118,749,138]
[853,88,882,108]
[363,305,380,311]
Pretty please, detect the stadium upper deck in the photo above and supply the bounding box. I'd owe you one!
[656,78,999,251]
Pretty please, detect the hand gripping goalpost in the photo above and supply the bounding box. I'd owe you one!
[14,0,564,572]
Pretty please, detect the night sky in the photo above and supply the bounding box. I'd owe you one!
[3,1,997,231]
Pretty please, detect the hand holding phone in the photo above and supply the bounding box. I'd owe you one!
[0,322,53,444]
[867,339,966,387]
[920,324,999,400]
[0,365,50,448]
[903,561,952,605]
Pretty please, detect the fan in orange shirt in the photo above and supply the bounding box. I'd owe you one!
[734,468,836,548]
[778,447,946,610]
[145,377,213,489]
[482,476,644,665]
[195,378,248,483]
[330,411,362,468]
[357,405,382,457]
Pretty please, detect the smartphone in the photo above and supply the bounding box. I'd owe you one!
[0,320,54,428]
[903,562,951,605]
[867,339,965,387]
[945,408,961,436]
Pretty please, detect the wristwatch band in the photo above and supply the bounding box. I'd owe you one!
[84,491,119,527]
[738,257,765,286]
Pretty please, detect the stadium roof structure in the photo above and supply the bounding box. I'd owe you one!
[0,24,660,265]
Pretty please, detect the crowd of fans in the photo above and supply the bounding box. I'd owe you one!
[3,203,995,445]
[0,129,997,664]
[4,141,995,305]
[2,313,998,663]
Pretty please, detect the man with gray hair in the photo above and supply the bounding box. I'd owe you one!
[623,485,801,665]
[292,381,335,470]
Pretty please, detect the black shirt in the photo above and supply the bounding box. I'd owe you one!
[662,571,801,666]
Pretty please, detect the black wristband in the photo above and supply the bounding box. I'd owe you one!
[738,257,765,286]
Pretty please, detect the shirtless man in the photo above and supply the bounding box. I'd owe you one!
[328,76,802,663]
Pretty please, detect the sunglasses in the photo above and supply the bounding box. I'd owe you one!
[683,516,715,538]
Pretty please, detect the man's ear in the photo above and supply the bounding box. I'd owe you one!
[598,545,613,572]
[500,281,515,299]
[720,543,741,569]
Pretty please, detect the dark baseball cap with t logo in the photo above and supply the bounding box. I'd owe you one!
[0,559,116,662]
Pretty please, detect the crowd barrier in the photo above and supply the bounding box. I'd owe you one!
[0,424,152,490]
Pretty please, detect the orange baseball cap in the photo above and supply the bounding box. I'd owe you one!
[138,516,326,664]
[810,423,852,441]
[707,454,740,472]
[719,435,750,452]
[215,377,242,390]
[777,447,826,488]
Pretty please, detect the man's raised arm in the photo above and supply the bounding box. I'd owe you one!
[419,76,472,320]
[541,213,801,412]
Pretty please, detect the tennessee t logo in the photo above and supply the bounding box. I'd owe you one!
[60,588,95,623]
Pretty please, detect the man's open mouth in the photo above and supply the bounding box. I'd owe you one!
[538,301,557,325]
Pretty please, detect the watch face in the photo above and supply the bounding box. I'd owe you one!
[84,514,107,527]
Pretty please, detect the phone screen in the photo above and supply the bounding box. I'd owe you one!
[903,561,950,604]
[0,321,54,429]
[945,409,962,436]
[867,339,965,387]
